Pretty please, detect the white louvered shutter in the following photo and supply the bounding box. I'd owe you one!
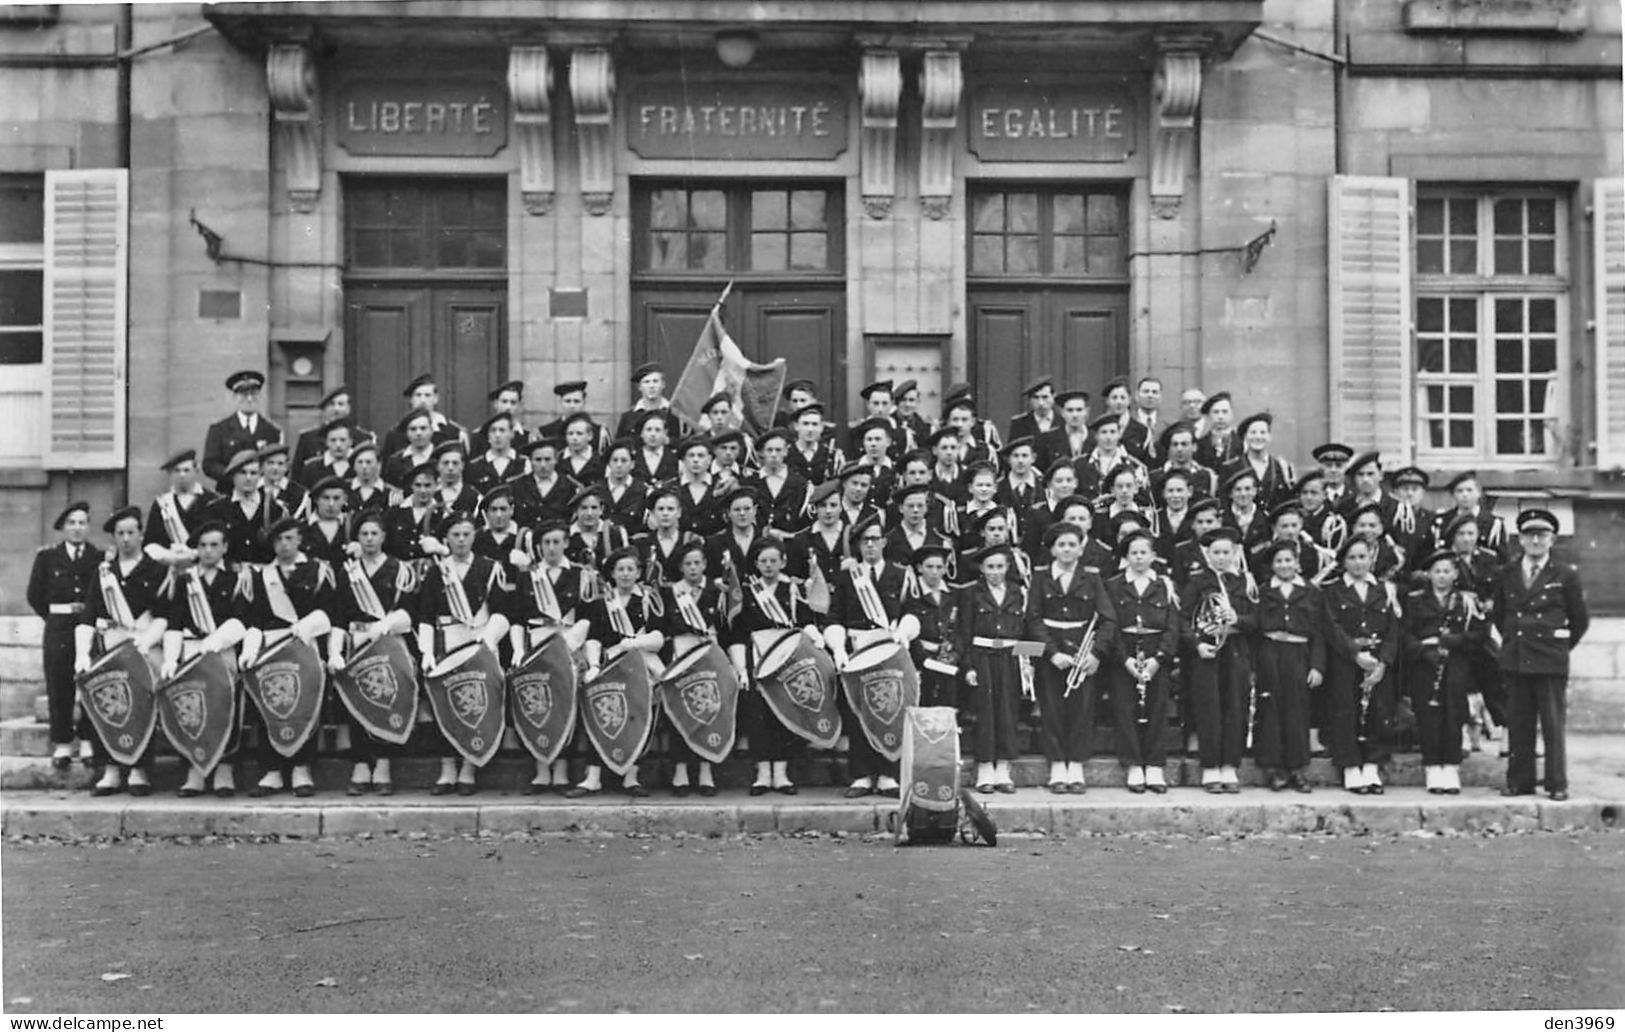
[1328,175,1413,464]
[43,169,127,469]
[1595,176,1625,469]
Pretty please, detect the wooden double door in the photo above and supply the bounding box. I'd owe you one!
[633,285,845,422]
[344,284,506,436]
[968,287,1128,430]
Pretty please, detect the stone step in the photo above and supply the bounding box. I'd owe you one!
[0,745,1511,793]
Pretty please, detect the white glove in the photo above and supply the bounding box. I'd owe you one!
[160,657,179,680]
[509,549,533,572]
[421,537,448,557]
[239,645,260,669]
[802,626,823,646]
[330,654,348,673]
[584,666,601,682]
[344,541,363,560]
[73,654,91,675]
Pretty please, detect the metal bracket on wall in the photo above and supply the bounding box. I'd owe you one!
[189,210,343,270]
[1126,221,1277,274]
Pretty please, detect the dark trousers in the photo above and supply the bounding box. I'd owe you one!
[245,701,319,773]
[1108,664,1169,767]
[743,690,801,764]
[44,617,92,745]
[1326,659,1393,770]
[840,691,897,781]
[343,710,406,767]
[1505,673,1567,794]
[1188,643,1249,769]
[1254,640,1310,772]
[1411,656,1468,767]
[1034,659,1093,764]
[919,669,957,710]
[966,649,1020,763]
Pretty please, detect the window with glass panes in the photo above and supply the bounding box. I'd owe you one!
[0,174,44,366]
[344,178,505,272]
[635,184,843,274]
[969,188,1127,278]
[1414,190,1567,462]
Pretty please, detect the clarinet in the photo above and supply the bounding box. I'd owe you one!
[1132,615,1150,726]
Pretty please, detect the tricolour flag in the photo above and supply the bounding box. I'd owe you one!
[671,283,787,435]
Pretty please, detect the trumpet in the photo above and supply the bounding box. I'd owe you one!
[1063,613,1101,698]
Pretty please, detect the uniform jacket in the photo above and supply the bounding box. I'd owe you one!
[1024,564,1118,660]
[236,557,337,630]
[416,553,513,626]
[465,453,528,495]
[333,554,421,628]
[1103,572,1181,665]
[202,412,283,489]
[827,559,908,632]
[509,472,580,531]
[80,554,169,627]
[142,488,218,552]
[1319,576,1401,667]
[160,562,238,636]
[1490,558,1588,676]
[1179,568,1258,650]
[957,580,1030,655]
[746,468,812,535]
[511,560,593,627]
[1254,579,1329,672]
[202,491,290,568]
[1219,454,1297,511]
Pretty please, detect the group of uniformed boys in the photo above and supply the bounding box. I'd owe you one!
[29,364,1588,802]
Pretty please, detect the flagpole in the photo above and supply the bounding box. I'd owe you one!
[711,280,734,321]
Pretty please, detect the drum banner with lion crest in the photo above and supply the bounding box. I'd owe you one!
[423,642,506,766]
[581,651,655,776]
[156,650,237,775]
[76,639,159,767]
[751,629,842,749]
[656,641,739,765]
[333,634,419,746]
[507,629,578,765]
[241,636,325,759]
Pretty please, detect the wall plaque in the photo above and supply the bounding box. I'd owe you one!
[628,81,849,160]
[969,85,1136,163]
[336,79,509,157]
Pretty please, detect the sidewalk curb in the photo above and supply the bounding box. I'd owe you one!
[3,791,1619,840]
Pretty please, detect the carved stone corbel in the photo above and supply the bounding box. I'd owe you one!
[569,48,616,216]
[1151,46,1203,219]
[267,44,320,213]
[508,46,555,217]
[859,50,901,220]
[918,50,961,221]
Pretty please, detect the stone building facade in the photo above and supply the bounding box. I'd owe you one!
[1,0,1621,610]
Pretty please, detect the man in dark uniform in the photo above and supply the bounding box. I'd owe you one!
[1149,422,1216,505]
[844,380,904,460]
[1222,412,1296,511]
[380,374,470,457]
[1336,451,1399,527]
[902,544,958,709]
[259,442,307,522]
[773,378,820,430]
[1193,391,1241,472]
[1388,466,1437,583]
[202,449,289,568]
[202,370,282,491]
[787,480,848,583]
[1433,470,1510,561]
[1312,443,1354,509]
[824,513,908,798]
[302,477,353,566]
[238,516,338,798]
[1493,509,1589,801]
[615,362,686,442]
[1008,376,1058,446]
[28,501,103,769]
[469,380,530,457]
[292,384,372,471]
[786,403,842,485]
[746,428,811,535]
[295,419,358,489]
[1121,376,1164,465]
[894,379,933,455]
[76,506,170,796]
[537,380,613,453]
[144,449,218,565]
[1035,388,1091,471]
[509,436,578,531]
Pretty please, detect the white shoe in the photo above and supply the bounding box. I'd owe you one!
[848,777,875,792]
[876,775,900,793]
[291,765,315,791]
[1125,765,1146,788]
[993,760,1014,786]
[126,767,149,788]
[1424,765,1440,792]
[975,762,996,789]
[351,762,372,786]
[78,739,96,762]
[1202,767,1222,787]
[1343,767,1363,791]
[1308,729,1323,754]
[212,766,234,792]
[1441,765,1461,792]
[1220,765,1239,786]
[1049,761,1067,787]
[374,758,391,784]
[1462,726,1477,753]
[671,765,691,789]
[181,768,206,793]
[94,768,120,790]
[698,763,717,789]
[1361,763,1381,790]
[257,771,285,791]
[1145,766,1167,788]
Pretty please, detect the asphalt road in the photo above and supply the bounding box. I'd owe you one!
[3,831,1622,1013]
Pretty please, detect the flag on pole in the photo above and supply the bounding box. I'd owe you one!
[670,283,787,435]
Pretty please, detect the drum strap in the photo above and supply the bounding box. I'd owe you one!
[606,593,637,638]
[674,584,709,632]
[437,557,476,627]
[263,563,300,625]
[344,558,388,620]
[157,492,189,545]
[98,563,137,629]
[530,565,563,622]
[748,578,793,627]
[852,568,890,629]
[185,568,217,635]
